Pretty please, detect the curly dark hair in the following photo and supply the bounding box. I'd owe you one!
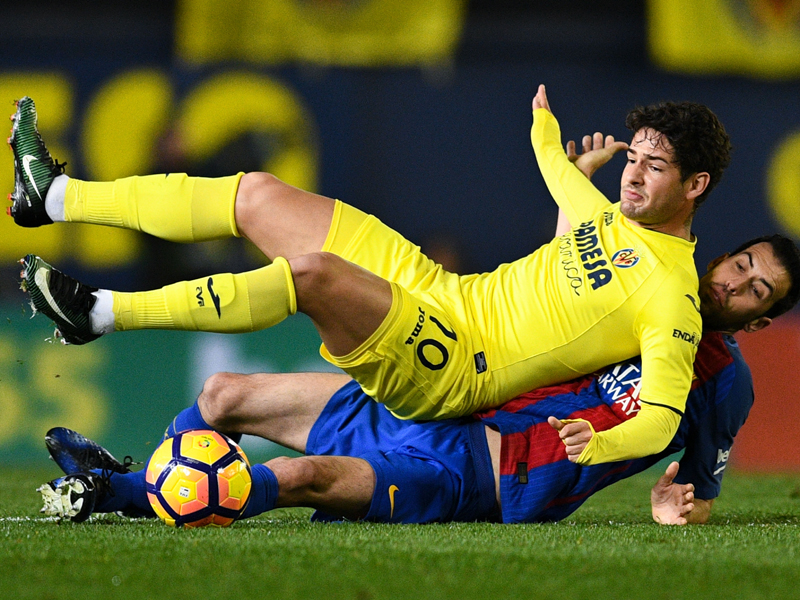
[727,234,800,320]
[626,102,732,210]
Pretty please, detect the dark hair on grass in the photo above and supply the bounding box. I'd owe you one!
[626,101,732,210]
[729,234,800,319]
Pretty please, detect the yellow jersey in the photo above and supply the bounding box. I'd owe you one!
[323,109,702,463]
[463,109,701,414]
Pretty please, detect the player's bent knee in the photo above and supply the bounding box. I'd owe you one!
[238,171,284,200]
[197,372,248,428]
[289,252,344,294]
[235,172,286,224]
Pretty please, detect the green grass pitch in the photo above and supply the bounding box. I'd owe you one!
[2,466,799,600]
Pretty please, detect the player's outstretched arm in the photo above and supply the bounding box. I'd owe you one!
[650,461,698,525]
[530,84,611,224]
[554,133,629,236]
[533,83,627,181]
[534,84,573,238]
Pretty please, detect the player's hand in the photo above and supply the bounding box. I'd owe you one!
[650,461,695,525]
[566,132,628,180]
[532,84,551,113]
[547,416,593,462]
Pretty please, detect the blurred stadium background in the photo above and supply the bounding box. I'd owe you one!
[0,0,799,469]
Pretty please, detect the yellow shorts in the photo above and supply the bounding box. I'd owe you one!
[320,201,487,419]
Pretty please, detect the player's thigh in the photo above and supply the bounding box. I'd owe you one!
[324,201,461,294]
[360,450,460,523]
[207,371,352,452]
[290,252,394,359]
[234,172,336,261]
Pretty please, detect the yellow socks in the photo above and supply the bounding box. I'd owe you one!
[64,173,242,242]
[59,171,301,335]
[112,257,296,333]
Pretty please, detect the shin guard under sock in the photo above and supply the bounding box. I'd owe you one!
[112,258,296,334]
[93,470,154,517]
[240,464,279,519]
[165,401,242,444]
[64,173,242,242]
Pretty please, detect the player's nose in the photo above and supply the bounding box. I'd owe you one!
[623,162,644,184]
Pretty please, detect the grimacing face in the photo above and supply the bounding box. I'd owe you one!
[698,242,791,334]
[619,128,694,227]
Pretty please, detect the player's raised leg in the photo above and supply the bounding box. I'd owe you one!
[20,246,395,363]
[8,96,440,303]
[7,97,338,257]
[19,253,297,344]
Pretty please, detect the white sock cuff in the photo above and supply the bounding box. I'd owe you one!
[89,289,115,335]
[45,174,69,222]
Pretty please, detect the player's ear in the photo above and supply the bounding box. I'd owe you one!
[742,316,772,333]
[685,172,710,201]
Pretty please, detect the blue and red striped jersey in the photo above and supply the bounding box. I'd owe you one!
[475,332,752,523]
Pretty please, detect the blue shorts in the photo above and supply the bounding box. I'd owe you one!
[305,380,498,523]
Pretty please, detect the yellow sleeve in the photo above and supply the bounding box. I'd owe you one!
[531,108,611,224]
[572,402,681,465]
[635,274,702,414]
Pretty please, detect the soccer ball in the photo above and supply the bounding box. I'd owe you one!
[145,429,252,528]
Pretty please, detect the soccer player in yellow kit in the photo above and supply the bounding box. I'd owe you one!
[10,85,733,465]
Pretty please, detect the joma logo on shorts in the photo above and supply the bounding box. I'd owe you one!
[405,307,426,345]
[672,329,700,347]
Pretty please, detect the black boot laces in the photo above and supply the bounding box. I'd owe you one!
[47,268,98,314]
[32,125,67,175]
[97,456,141,500]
